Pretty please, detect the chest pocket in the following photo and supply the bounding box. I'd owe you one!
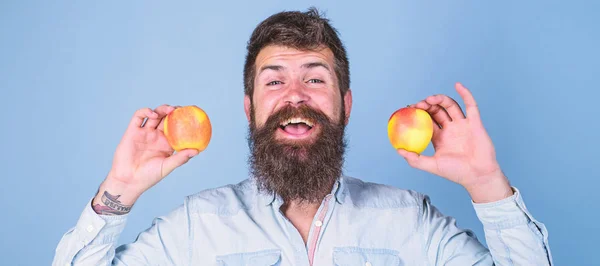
[216,249,281,266]
[333,247,403,266]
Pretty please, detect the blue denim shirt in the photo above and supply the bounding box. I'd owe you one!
[53,176,553,265]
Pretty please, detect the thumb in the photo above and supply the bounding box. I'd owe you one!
[161,149,199,177]
[397,149,438,174]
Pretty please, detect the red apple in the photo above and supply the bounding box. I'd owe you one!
[387,107,433,154]
[163,105,212,152]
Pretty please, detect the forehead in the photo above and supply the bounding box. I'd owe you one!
[255,45,335,70]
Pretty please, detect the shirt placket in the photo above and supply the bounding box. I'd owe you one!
[307,194,335,266]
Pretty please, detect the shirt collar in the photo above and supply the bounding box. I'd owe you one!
[258,175,348,206]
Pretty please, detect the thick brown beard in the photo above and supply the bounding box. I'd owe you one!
[247,104,347,204]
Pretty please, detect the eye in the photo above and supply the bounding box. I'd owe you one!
[307,79,324,84]
[267,80,283,86]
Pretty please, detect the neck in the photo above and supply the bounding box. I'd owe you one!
[280,200,322,244]
[280,200,321,217]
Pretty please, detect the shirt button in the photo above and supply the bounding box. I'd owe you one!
[86,225,94,233]
[365,262,372,266]
[314,220,323,227]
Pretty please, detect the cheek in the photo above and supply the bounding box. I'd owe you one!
[312,92,342,121]
[252,93,280,126]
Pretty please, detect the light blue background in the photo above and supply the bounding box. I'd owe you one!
[1,1,597,265]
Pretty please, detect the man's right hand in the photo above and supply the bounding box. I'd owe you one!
[92,104,199,215]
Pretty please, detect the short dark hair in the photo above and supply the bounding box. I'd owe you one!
[243,7,350,101]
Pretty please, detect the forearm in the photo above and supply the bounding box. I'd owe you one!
[53,197,129,266]
[54,177,142,265]
[464,169,514,204]
[53,194,189,265]
[473,187,553,265]
[92,177,142,215]
[464,171,553,264]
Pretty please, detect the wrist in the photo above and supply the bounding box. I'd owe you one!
[94,180,142,205]
[92,177,142,215]
[105,170,149,199]
[464,170,514,203]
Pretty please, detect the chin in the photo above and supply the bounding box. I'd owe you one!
[280,145,310,161]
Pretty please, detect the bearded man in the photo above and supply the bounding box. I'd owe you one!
[54,7,553,266]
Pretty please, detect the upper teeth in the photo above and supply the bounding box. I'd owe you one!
[281,117,314,127]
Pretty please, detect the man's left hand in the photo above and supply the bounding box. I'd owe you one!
[397,82,513,203]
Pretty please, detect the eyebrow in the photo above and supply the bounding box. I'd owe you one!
[259,64,284,74]
[258,61,331,76]
[301,62,331,72]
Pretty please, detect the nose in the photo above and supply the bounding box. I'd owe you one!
[283,81,310,106]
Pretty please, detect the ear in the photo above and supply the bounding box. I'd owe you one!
[244,95,252,123]
[343,89,352,125]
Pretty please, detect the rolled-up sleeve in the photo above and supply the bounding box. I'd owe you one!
[53,198,128,266]
[472,187,553,265]
[53,197,190,265]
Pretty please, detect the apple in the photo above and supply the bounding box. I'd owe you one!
[387,106,433,154]
[163,105,212,152]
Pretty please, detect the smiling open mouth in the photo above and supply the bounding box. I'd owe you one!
[279,117,315,135]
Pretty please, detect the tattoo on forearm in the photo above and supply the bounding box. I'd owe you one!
[92,191,133,215]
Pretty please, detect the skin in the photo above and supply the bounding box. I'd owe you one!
[91,104,199,210]
[245,45,352,134]
[402,84,514,203]
[92,44,512,244]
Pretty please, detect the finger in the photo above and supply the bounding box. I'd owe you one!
[157,105,180,131]
[455,82,480,120]
[411,101,450,129]
[432,118,441,135]
[145,104,175,129]
[414,100,452,127]
[428,104,452,127]
[161,149,200,177]
[413,100,430,110]
[397,149,438,175]
[425,94,465,120]
[128,108,158,130]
